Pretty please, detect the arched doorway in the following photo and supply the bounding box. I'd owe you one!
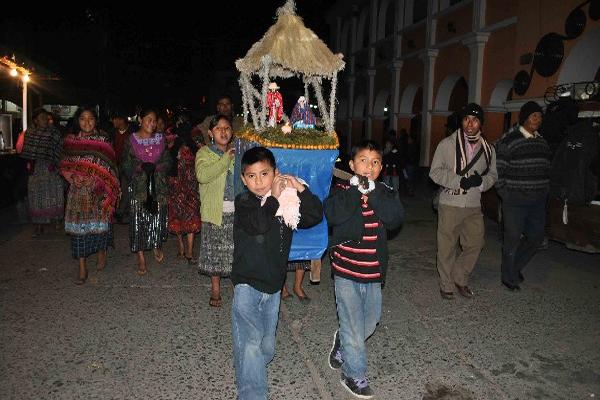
[357,8,370,50]
[410,87,423,139]
[377,0,395,40]
[489,79,515,134]
[399,84,421,114]
[448,77,468,112]
[353,94,367,140]
[373,89,390,117]
[435,74,468,112]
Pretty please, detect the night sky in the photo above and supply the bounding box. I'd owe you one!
[0,1,333,113]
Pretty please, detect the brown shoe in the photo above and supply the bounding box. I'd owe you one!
[455,284,474,298]
[440,290,454,300]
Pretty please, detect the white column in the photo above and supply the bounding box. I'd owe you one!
[426,0,437,47]
[334,17,343,52]
[420,49,438,167]
[370,0,379,42]
[351,5,359,53]
[366,68,377,139]
[390,61,403,132]
[22,78,28,131]
[366,0,379,139]
[394,0,405,59]
[404,0,414,27]
[346,75,356,154]
[346,6,359,152]
[462,32,490,104]
[472,0,487,31]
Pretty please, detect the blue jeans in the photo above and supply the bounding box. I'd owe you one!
[232,284,281,400]
[334,275,382,380]
[501,193,547,285]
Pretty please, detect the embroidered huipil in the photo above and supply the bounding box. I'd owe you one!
[121,133,171,204]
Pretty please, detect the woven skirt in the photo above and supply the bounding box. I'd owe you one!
[287,260,311,272]
[71,226,113,259]
[28,160,64,224]
[129,199,168,252]
[198,212,234,277]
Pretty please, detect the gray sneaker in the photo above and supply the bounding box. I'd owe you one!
[328,330,343,370]
[340,374,374,399]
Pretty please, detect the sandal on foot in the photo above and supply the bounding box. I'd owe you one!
[185,255,198,265]
[97,259,107,272]
[153,249,164,263]
[281,292,293,301]
[75,271,88,285]
[137,268,148,276]
[294,289,310,303]
[209,296,222,307]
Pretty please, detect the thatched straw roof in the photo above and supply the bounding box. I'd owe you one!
[235,1,345,78]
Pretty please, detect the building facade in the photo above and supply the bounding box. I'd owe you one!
[326,0,600,165]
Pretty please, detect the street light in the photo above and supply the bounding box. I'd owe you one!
[1,56,32,130]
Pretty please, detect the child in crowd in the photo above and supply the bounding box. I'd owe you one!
[195,114,236,307]
[325,140,404,399]
[167,113,200,264]
[231,146,323,399]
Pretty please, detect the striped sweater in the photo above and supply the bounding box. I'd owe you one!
[331,197,381,282]
[495,126,551,198]
[324,181,404,283]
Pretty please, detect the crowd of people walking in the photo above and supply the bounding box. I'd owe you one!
[14,96,557,399]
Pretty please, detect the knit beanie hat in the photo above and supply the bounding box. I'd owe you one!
[462,103,484,126]
[519,101,543,125]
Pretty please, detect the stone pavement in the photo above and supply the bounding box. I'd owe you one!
[1,188,599,400]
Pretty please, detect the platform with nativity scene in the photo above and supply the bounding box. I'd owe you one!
[233,0,344,264]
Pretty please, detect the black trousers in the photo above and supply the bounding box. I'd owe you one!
[501,193,547,286]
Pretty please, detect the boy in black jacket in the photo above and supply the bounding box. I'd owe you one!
[325,140,404,399]
[231,146,323,400]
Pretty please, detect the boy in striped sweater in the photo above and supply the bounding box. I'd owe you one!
[324,140,404,399]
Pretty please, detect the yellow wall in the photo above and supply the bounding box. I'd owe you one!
[336,0,600,162]
[433,44,470,103]
[402,25,426,54]
[486,0,518,26]
[481,24,517,104]
[513,0,600,99]
[437,4,473,44]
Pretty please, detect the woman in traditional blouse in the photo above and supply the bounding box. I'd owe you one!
[60,107,119,284]
[21,108,64,237]
[121,108,171,276]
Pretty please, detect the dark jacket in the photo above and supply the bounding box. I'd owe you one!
[383,148,403,176]
[550,120,599,205]
[231,188,323,294]
[324,182,404,282]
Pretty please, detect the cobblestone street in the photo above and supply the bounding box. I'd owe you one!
[1,189,599,399]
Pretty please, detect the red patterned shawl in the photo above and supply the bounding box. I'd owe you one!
[60,132,120,213]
